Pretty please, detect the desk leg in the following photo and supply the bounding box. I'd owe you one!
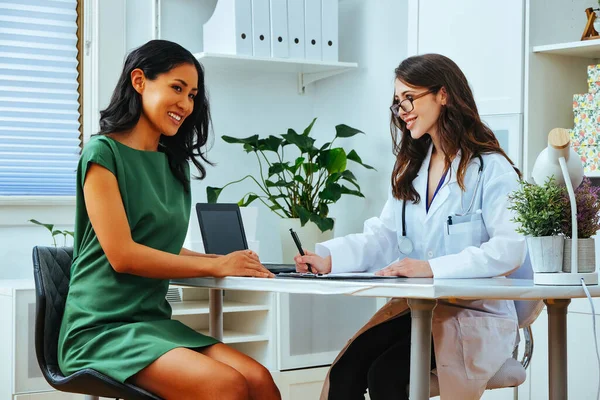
[209,288,224,341]
[408,299,436,400]
[545,299,570,400]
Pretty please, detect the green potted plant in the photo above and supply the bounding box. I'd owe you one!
[29,219,74,247]
[560,177,600,273]
[207,118,374,262]
[508,177,568,273]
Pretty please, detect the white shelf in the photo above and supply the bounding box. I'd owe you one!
[170,300,269,316]
[533,39,600,58]
[198,329,269,344]
[194,52,358,93]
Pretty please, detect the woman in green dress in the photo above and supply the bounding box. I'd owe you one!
[57,40,281,400]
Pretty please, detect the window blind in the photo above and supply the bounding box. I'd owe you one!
[0,0,80,196]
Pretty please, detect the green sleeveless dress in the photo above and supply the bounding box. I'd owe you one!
[58,135,218,383]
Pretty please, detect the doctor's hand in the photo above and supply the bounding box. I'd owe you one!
[294,250,332,274]
[375,258,433,278]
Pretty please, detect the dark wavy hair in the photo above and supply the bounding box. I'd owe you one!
[98,39,213,189]
[389,53,520,203]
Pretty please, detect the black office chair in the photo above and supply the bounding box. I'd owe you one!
[32,246,162,400]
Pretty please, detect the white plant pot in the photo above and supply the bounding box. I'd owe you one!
[279,218,334,264]
[562,238,596,273]
[526,236,564,273]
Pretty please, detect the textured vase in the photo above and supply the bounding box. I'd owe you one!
[526,236,564,273]
[562,238,596,273]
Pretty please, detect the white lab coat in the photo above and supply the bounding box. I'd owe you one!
[316,145,526,400]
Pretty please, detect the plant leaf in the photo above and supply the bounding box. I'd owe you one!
[257,135,284,152]
[302,118,318,136]
[319,183,343,202]
[206,186,223,203]
[302,162,319,176]
[347,150,375,170]
[268,162,290,176]
[310,214,334,232]
[282,128,315,153]
[290,157,305,174]
[322,148,347,174]
[238,194,259,207]
[222,134,259,145]
[291,205,312,225]
[340,185,365,197]
[51,230,62,236]
[266,179,294,188]
[64,230,74,237]
[29,219,54,232]
[335,124,363,138]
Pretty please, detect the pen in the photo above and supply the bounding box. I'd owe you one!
[289,228,313,273]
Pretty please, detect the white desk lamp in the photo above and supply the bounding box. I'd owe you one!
[531,128,598,285]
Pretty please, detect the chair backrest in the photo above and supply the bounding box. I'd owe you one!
[507,253,544,328]
[32,246,74,377]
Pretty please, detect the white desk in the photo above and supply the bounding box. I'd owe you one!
[173,277,600,400]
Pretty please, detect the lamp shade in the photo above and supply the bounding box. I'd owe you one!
[531,128,583,188]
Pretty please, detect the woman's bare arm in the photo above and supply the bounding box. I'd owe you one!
[179,247,220,258]
[83,163,272,279]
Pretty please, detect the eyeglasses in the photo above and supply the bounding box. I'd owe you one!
[390,89,433,116]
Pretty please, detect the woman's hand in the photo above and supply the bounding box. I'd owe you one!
[294,250,332,274]
[211,250,274,278]
[375,258,433,277]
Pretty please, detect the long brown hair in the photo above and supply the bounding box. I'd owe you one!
[390,54,520,203]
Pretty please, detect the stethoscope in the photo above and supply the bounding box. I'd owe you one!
[397,155,484,255]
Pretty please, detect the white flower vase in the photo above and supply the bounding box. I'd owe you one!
[526,236,564,273]
[278,218,334,263]
[562,238,596,273]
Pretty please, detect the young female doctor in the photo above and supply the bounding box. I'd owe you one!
[294,54,527,400]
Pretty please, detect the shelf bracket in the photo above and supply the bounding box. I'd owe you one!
[297,68,351,94]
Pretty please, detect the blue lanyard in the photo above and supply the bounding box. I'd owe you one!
[426,168,448,213]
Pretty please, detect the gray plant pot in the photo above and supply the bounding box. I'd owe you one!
[526,236,564,273]
[562,238,596,273]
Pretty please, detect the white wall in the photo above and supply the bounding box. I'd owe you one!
[0,0,408,278]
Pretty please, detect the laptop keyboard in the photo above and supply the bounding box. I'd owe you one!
[262,263,296,274]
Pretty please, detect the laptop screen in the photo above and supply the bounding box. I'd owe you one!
[196,204,248,255]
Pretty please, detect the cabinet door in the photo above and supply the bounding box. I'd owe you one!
[416,0,525,115]
[14,289,53,394]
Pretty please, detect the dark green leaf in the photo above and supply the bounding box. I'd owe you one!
[243,143,254,153]
[206,186,223,203]
[319,183,342,202]
[290,157,305,174]
[222,134,259,145]
[341,170,361,190]
[51,230,62,236]
[320,141,331,151]
[318,203,329,217]
[340,185,365,197]
[302,118,318,136]
[292,205,312,225]
[309,215,334,232]
[325,172,342,186]
[335,124,363,138]
[238,194,259,207]
[268,162,289,176]
[294,175,306,184]
[28,219,54,232]
[282,129,315,152]
[64,230,74,237]
[347,150,375,170]
[257,135,284,152]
